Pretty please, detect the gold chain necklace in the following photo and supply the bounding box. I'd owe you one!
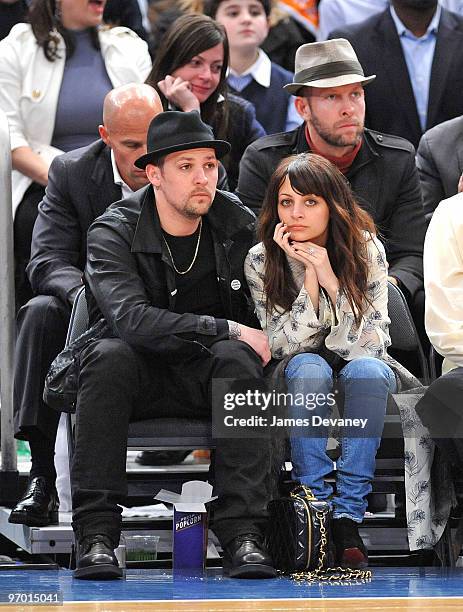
[162,218,202,275]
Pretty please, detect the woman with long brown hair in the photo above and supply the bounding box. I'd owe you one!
[245,153,397,569]
[145,12,265,190]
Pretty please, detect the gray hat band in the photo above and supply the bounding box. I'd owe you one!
[294,60,365,85]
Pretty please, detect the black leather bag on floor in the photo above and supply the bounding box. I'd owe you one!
[267,484,373,582]
[43,318,109,413]
[267,484,332,574]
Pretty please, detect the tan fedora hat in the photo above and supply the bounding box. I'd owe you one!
[283,38,376,95]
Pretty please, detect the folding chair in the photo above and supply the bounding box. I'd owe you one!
[64,284,427,514]
[387,281,430,384]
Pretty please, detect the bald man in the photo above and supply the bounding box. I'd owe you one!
[9,84,163,527]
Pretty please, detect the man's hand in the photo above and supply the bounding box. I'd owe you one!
[388,275,398,287]
[458,172,463,194]
[229,322,271,366]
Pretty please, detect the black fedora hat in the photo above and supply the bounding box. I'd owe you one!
[135,110,231,169]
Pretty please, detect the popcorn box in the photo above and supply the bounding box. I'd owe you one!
[155,481,216,573]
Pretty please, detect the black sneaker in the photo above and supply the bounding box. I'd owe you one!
[332,518,368,569]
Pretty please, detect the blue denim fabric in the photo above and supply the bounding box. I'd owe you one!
[285,353,397,522]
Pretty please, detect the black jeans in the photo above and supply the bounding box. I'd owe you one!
[71,338,274,547]
[14,295,71,442]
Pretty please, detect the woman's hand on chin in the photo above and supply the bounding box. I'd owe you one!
[292,241,339,300]
[157,75,201,113]
[273,223,320,310]
[273,222,312,267]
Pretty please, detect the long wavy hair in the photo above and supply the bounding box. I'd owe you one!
[145,13,230,139]
[28,0,100,61]
[259,153,377,327]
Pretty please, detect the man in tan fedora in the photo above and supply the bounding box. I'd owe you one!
[237,38,427,359]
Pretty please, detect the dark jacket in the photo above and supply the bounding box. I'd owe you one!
[27,138,230,306]
[27,140,123,305]
[416,115,463,224]
[85,186,258,362]
[330,8,463,149]
[236,124,425,300]
[211,93,266,192]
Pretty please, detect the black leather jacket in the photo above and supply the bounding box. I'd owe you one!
[85,185,259,362]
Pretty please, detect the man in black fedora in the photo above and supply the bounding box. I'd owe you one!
[237,39,427,360]
[70,110,277,580]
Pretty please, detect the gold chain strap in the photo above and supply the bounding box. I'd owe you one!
[289,497,372,584]
[290,484,316,500]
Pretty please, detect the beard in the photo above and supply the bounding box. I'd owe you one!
[172,192,213,220]
[309,114,364,148]
[184,192,213,217]
[182,202,210,218]
[155,180,215,220]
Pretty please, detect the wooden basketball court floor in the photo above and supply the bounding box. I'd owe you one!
[1,567,463,611]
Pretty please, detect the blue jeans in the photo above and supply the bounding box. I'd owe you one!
[285,354,397,522]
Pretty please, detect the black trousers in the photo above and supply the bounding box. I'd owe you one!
[14,182,45,311]
[71,338,274,548]
[14,295,71,441]
[416,366,463,467]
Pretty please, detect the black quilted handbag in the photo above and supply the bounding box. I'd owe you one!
[43,318,109,413]
[267,484,332,574]
[267,484,372,581]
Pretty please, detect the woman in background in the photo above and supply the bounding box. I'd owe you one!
[145,13,265,190]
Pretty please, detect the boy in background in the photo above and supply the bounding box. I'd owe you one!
[205,0,301,134]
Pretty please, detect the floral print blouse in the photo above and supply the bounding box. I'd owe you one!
[244,233,392,362]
